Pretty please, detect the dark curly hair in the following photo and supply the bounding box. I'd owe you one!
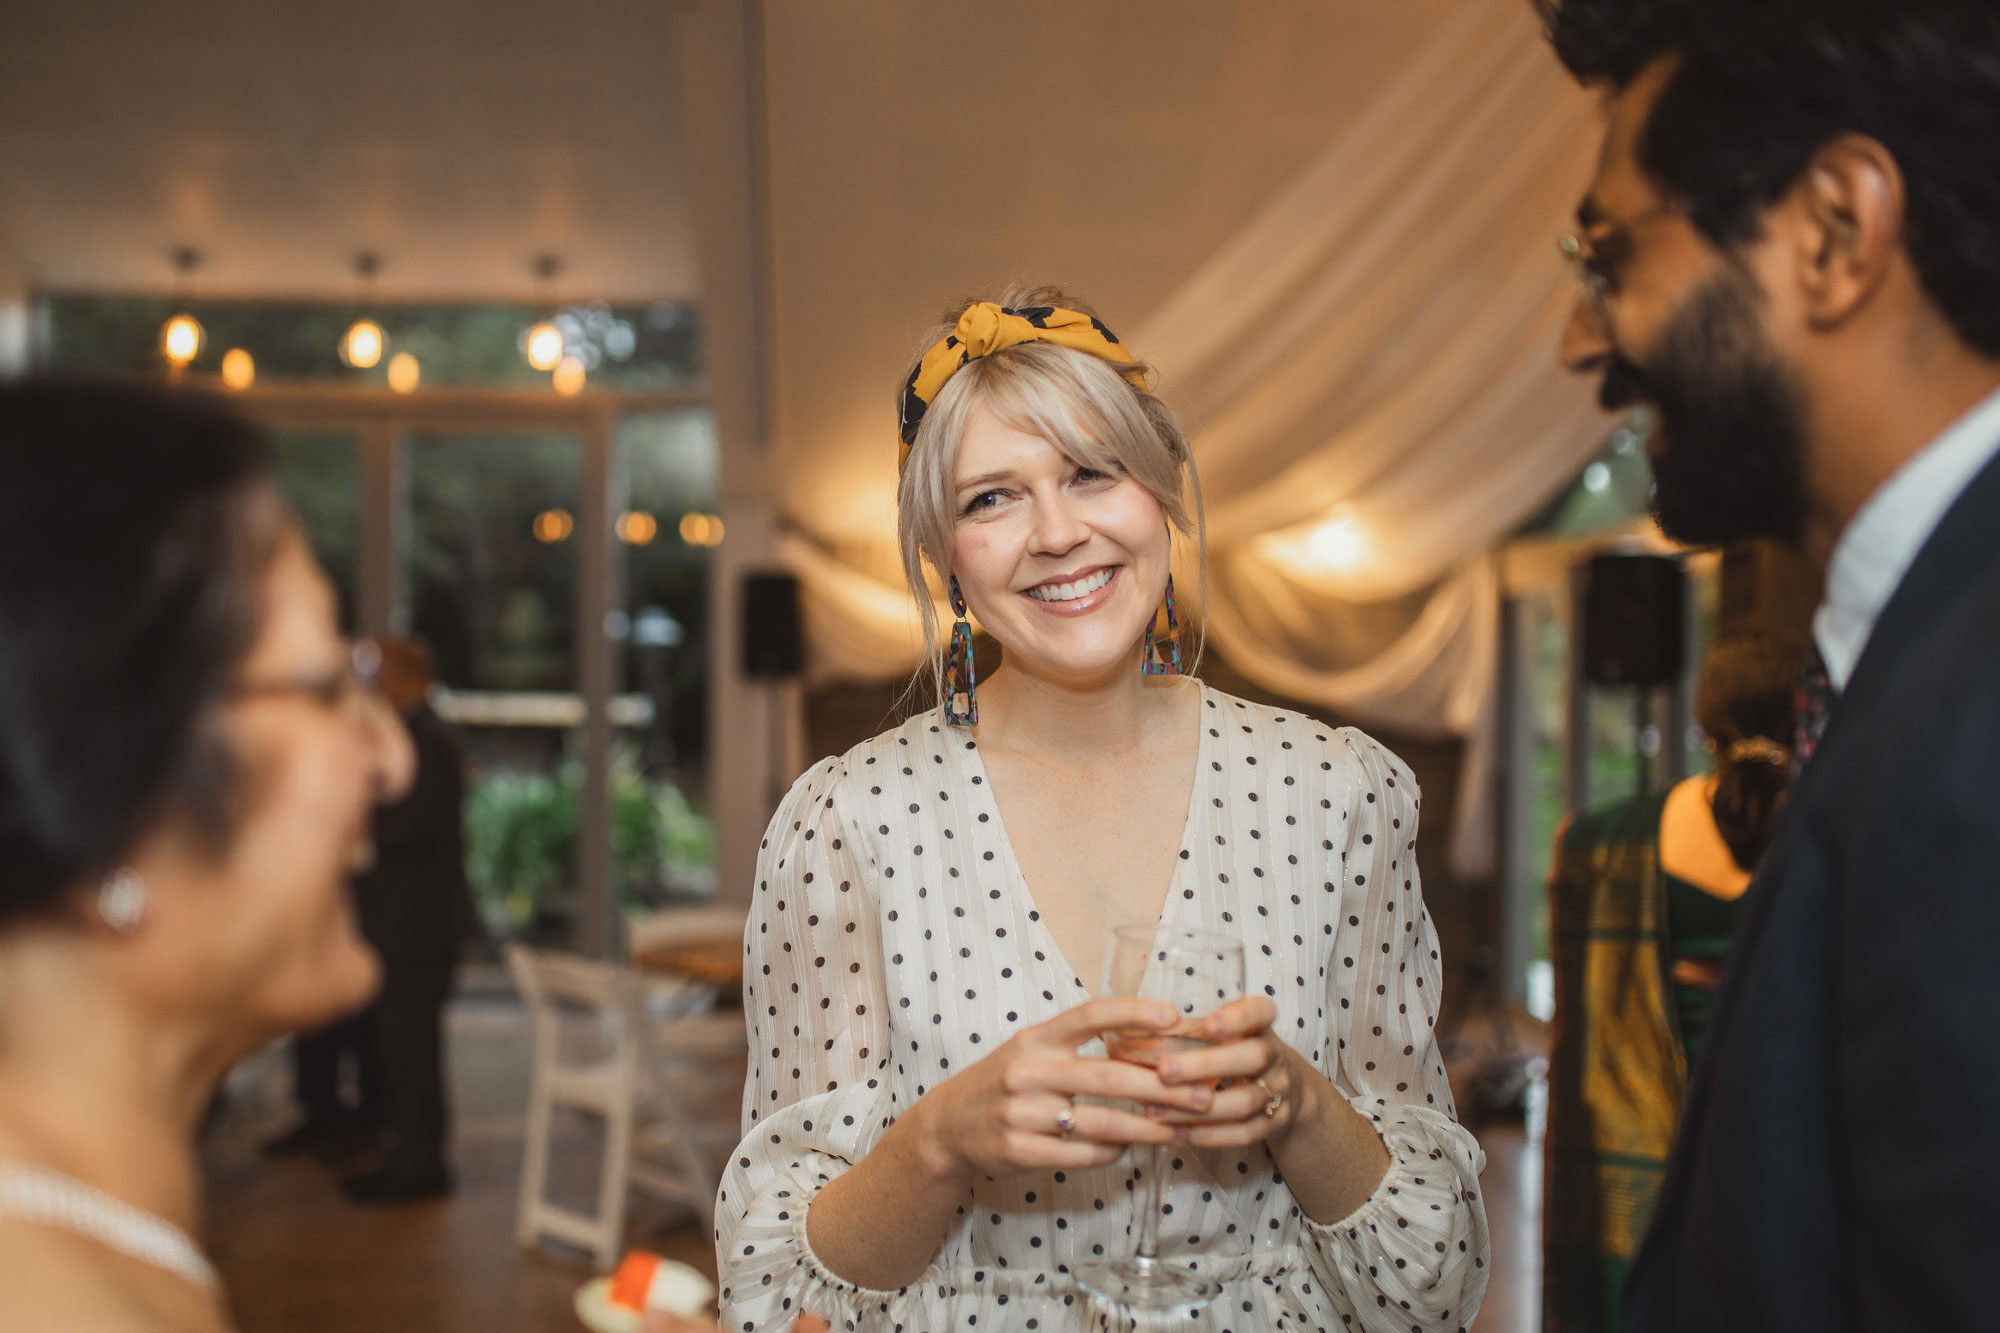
[0,381,280,926]
[1537,0,2000,358]
[1695,628,1807,871]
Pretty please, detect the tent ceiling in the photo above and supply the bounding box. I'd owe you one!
[0,0,698,302]
[759,0,1473,540]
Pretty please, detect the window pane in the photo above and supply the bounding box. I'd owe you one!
[404,431,585,944]
[268,428,360,633]
[404,431,581,691]
[616,408,720,900]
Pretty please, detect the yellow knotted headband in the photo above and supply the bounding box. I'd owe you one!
[897,301,1150,472]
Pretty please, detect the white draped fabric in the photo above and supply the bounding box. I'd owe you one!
[784,0,1613,877]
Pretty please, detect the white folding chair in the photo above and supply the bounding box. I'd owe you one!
[506,935,747,1268]
[505,944,642,1267]
[624,906,751,1228]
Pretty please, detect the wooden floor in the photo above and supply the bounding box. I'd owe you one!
[201,988,1540,1331]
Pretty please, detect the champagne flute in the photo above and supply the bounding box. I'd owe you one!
[1073,923,1246,1311]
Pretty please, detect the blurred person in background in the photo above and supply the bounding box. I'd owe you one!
[340,636,480,1204]
[262,1004,376,1165]
[0,382,412,1330]
[1542,628,1801,1331]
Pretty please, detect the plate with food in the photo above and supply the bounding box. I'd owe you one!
[575,1252,717,1333]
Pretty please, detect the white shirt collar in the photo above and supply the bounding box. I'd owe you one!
[1814,384,2000,691]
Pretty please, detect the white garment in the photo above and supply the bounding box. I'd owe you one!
[1814,385,2000,691]
[717,682,1490,1331]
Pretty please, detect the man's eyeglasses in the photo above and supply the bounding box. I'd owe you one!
[1557,231,1613,332]
[1557,202,1679,334]
[231,637,386,715]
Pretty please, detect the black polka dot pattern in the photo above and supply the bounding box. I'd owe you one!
[716,683,1491,1330]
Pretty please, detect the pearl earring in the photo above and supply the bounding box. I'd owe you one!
[98,868,147,936]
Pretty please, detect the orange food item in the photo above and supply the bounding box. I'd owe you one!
[608,1252,662,1311]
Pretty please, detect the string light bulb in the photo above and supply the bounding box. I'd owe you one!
[220,348,255,390]
[341,251,384,369]
[533,508,575,543]
[525,321,564,371]
[678,512,724,547]
[159,246,204,370]
[161,314,204,367]
[342,318,384,369]
[523,254,566,371]
[616,511,659,545]
[386,351,420,394]
[552,354,586,397]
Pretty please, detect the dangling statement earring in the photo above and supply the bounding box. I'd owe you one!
[98,867,147,936]
[945,575,978,726]
[1142,574,1183,676]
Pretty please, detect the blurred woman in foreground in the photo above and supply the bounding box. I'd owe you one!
[0,383,412,1330]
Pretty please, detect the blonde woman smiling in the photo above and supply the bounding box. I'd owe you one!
[717,290,1489,1330]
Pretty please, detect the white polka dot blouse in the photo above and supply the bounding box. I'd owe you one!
[717,683,1490,1331]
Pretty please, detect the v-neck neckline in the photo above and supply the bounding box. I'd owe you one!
[950,678,1212,1000]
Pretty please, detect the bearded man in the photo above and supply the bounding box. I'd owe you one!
[1543,1,2000,1328]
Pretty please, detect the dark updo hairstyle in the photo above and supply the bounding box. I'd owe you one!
[1537,0,2000,359]
[0,381,279,927]
[1695,628,1806,872]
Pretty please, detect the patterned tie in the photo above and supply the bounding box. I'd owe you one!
[1793,642,1836,775]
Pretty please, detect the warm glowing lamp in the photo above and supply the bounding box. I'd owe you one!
[219,348,255,390]
[342,318,384,369]
[617,511,659,545]
[678,512,724,547]
[533,508,575,543]
[1304,510,1368,573]
[387,351,421,394]
[552,354,586,397]
[161,314,204,367]
[525,321,565,371]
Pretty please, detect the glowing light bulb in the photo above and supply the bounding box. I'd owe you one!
[552,354,586,397]
[1304,510,1368,573]
[525,321,564,371]
[533,508,575,543]
[387,351,420,394]
[617,511,659,545]
[678,512,724,547]
[220,348,255,390]
[161,314,203,367]
[342,319,384,369]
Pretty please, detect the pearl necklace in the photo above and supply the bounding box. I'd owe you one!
[0,1160,219,1290]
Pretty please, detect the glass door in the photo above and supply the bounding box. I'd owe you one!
[401,429,589,946]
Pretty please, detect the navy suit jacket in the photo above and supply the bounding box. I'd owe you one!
[1623,445,2000,1330]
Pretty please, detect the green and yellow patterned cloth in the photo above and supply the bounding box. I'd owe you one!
[1543,790,1746,1332]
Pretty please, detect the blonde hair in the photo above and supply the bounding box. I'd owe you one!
[896,285,1206,710]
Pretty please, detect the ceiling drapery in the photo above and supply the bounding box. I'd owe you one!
[780,0,1613,878]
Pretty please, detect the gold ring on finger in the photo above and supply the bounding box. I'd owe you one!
[1054,1103,1078,1137]
[1253,1076,1284,1118]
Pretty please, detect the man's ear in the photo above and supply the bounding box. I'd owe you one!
[1790,133,1905,331]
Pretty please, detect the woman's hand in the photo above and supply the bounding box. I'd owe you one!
[910,996,1217,1183]
[1148,996,1327,1150]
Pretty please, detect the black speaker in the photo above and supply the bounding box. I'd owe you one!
[741,573,803,679]
[1582,554,1686,687]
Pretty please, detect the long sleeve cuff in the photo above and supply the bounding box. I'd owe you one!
[720,1159,935,1331]
[1302,1093,1491,1333]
